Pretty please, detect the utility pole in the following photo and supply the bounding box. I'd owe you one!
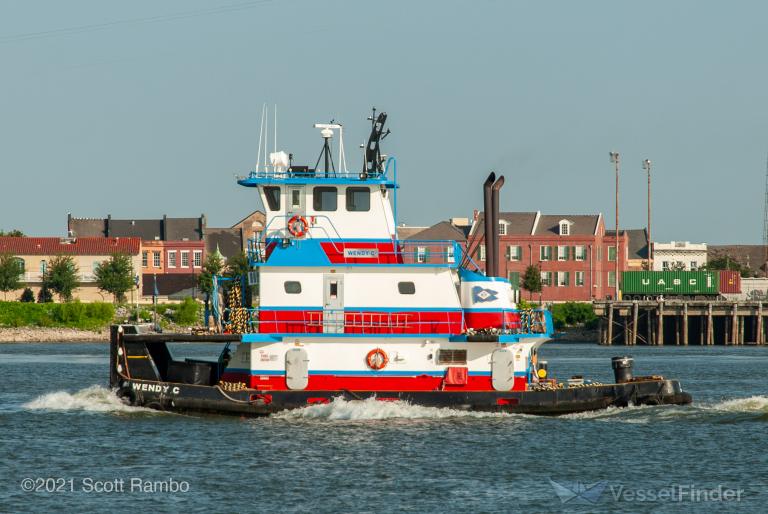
[643,159,652,270]
[610,152,620,300]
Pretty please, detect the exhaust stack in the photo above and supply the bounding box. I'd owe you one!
[483,173,496,277]
[491,175,505,278]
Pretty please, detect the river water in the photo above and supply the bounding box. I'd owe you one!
[1,341,766,513]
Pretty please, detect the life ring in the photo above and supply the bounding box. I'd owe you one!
[365,348,389,370]
[287,215,309,238]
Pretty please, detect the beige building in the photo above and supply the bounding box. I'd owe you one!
[0,236,142,302]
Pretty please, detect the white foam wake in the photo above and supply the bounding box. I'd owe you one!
[275,396,509,421]
[705,395,768,413]
[23,385,153,414]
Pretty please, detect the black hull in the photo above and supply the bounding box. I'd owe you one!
[116,378,692,417]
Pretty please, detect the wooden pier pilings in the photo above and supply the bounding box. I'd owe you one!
[594,301,767,346]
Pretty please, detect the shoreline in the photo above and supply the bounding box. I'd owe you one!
[0,327,109,343]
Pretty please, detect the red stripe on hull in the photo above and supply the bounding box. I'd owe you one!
[320,241,403,264]
[220,372,528,392]
[465,311,521,331]
[258,310,465,334]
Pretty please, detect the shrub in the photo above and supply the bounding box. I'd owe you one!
[550,302,597,330]
[172,297,200,325]
[19,288,35,302]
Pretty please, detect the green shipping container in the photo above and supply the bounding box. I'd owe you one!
[621,271,719,295]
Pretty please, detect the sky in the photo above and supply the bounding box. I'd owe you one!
[1,0,766,244]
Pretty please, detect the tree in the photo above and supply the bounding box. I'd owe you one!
[19,288,35,302]
[701,255,753,278]
[37,282,53,303]
[0,253,22,300]
[45,255,79,301]
[0,229,24,237]
[94,253,135,303]
[198,252,225,296]
[522,265,542,300]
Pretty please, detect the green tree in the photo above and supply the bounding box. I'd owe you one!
[522,265,542,300]
[19,288,35,302]
[38,282,53,303]
[0,253,23,300]
[0,229,24,237]
[701,255,753,278]
[45,255,79,302]
[198,252,226,296]
[225,251,253,306]
[94,253,135,303]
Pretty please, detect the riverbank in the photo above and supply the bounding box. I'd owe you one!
[557,326,599,342]
[0,327,109,343]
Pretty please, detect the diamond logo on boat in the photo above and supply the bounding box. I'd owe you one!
[471,286,498,303]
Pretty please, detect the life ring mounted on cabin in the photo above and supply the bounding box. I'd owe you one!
[365,348,389,370]
[287,215,309,238]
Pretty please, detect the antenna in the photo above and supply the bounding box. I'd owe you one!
[255,103,266,173]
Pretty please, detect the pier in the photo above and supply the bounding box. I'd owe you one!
[594,301,766,345]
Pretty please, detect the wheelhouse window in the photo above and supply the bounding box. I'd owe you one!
[398,281,416,294]
[284,281,302,294]
[313,187,337,211]
[346,187,370,212]
[264,187,281,211]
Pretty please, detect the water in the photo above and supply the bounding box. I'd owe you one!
[1,342,767,513]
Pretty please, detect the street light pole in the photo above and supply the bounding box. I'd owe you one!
[643,159,652,270]
[610,152,620,300]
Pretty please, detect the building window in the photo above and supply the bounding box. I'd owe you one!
[193,251,202,267]
[416,247,427,263]
[398,281,416,294]
[540,271,552,286]
[263,186,281,211]
[557,271,570,287]
[507,245,522,261]
[575,271,585,286]
[608,246,617,262]
[557,246,568,261]
[181,251,190,267]
[284,281,302,294]
[540,246,552,261]
[141,251,148,268]
[346,187,370,212]
[498,222,507,236]
[445,245,455,264]
[508,271,520,289]
[40,260,47,275]
[575,245,586,261]
[479,245,486,262]
[313,186,338,211]
[153,251,161,268]
[608,271,616,287]
[560,223,570,236]
[690,261,698,270]
[15,258,25,276]
[168,251,177,268]
[662,261,670,271]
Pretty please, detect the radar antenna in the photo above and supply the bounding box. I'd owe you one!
[361,107,389,179]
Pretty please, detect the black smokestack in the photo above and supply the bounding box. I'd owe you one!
[483,172,496,277]
[491,175,505,277]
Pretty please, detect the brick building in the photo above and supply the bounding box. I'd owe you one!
[0,236,141,302]
[469,212,630,302]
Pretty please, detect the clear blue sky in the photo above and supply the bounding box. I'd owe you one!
[1,0,766,243]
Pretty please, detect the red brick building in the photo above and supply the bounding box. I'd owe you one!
[469,212,630,302]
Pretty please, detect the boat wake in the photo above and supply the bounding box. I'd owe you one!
[275,396,509,421]
[23,385,155,414]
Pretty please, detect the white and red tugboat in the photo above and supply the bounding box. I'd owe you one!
[111,110,691,415]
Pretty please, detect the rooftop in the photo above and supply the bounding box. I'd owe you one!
[0,237,141,256]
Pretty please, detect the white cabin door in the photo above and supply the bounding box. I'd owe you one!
[491,348,515,391]
[285,348,309,390]
[323,274,344,333]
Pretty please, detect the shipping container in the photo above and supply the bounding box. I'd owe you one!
[621,271,719,296]
[718,270,741,294]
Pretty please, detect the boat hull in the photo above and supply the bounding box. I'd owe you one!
[117,378,692,417]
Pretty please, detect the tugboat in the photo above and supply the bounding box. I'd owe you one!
[110,110,692,415]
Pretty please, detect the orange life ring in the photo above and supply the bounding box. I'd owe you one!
[287,215,309,238]
[365,348,389,370]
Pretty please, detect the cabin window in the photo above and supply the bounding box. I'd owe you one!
[290,189,302,210]
[264,187,281,211]
[398,281,416,295]
[436,349,467,365]
[284,281,302,294]
[313,187,337,211]
[346,187,370,212]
